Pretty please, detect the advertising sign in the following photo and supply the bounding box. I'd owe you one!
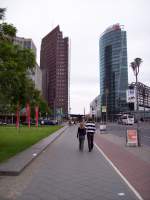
[92,110,96,115]
[126,89,136,103]
[126,129,138,146]
[101,106,106,113]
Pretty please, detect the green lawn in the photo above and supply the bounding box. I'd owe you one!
[0,125,62,163]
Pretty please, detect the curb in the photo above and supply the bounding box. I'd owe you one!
[0,126,68,176]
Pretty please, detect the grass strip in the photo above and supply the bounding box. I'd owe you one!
[0,126,62,163]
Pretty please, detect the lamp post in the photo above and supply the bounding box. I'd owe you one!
[130,58,142,116]
[130,58,142,146]
[105,89,109,123]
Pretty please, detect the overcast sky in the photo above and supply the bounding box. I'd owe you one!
[1,0,150,114]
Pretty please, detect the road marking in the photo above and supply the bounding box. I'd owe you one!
[143,136,150,140]
[118,192,125,196]
[94,143,144,200]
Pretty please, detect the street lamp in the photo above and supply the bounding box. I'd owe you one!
[105,88,109,123]
[130,58,142,146]
[130,58,142,113]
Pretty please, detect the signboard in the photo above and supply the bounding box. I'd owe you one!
[126,129,138,146]
[100,124,106,131]
[92,110,96,115]
[126,89,136,103]
[101,106,106,113]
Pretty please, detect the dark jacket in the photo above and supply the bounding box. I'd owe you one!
[77,127,86,138]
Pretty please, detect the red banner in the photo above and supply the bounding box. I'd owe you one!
[35,106,39,128]
[16,105,19,128]
[26,103,30,128]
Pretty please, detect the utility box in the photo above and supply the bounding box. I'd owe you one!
[100,123,107,133]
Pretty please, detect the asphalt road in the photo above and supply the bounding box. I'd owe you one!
[101,122,150,146]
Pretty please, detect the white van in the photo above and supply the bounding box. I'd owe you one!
[121,114,134,125]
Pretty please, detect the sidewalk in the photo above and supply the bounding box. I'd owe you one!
[0,125,140,200]
[95,129,150,200]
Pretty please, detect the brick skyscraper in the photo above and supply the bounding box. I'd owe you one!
[40,26,69,117]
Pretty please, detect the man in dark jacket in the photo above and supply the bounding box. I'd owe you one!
[85,119,96,152]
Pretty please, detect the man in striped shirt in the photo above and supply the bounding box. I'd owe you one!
[85,119,96,152]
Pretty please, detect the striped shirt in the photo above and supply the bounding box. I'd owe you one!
[85,122,96,134]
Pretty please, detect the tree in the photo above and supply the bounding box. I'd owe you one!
[0,22,17,39]
[0,8,51,117]
[0,8,6,20]
[0,9,36,113]
[38,97,51,118]
[130,58,142,83]
[0,39,36,111]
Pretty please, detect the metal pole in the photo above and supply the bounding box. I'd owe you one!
[106,94,108,123]
[105,89,109,124]
[135,68,141,146]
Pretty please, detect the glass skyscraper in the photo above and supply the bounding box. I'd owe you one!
[99,24,128,118]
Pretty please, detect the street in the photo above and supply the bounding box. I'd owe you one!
[104,122,150,146]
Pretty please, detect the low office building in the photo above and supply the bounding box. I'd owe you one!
[90,95,101,121]
[13,36,42,92]
[127,82,150,119]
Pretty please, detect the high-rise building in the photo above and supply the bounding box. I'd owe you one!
[40,26,69,117]
[99,24,128,118]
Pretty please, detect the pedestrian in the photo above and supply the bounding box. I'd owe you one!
[77,122,86,151]
[85,119,96,152]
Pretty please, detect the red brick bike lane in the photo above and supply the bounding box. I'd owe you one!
[95,134,150,200]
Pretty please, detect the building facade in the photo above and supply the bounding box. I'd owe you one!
[128,82,150,110]
[32,63,42,91]
[90,95,101,121]
[13,36,42,91]
[40,26,69,117]
[99,24,128,119]
[13,36,37,57]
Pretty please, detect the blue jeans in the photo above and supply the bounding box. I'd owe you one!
[79,136,85,151]
[87,133,94,151]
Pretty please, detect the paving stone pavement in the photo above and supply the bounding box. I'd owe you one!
[0,125,139,200]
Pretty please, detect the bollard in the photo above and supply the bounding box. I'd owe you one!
[137,127,141,147]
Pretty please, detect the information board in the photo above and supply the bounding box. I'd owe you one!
[126,129,138,146]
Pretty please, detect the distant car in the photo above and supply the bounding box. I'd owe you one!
[21,120,36,125]
[119,114,134,125]
[0,121,7,125]
[40,120,58,125]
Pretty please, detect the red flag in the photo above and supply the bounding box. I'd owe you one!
[35,106,39,128]
[16,105,19,128]
[26,103,30,128]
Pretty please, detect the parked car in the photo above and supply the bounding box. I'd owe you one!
[0,121,7,125]
[21,120,36,125]
[40,119,58,125]
[118,114,134,125]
